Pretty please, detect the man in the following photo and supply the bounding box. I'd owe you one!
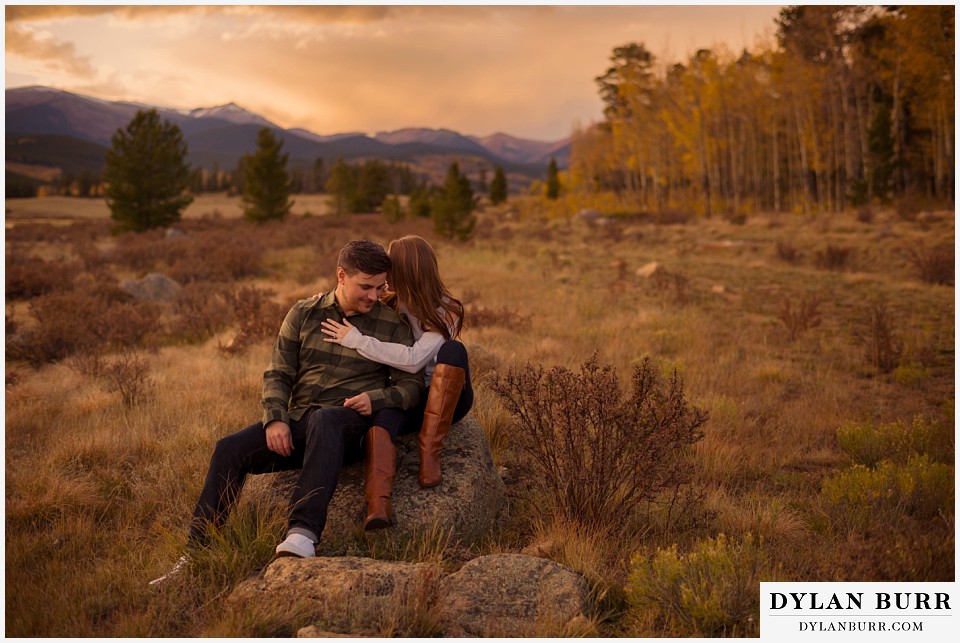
[150,240,424,585]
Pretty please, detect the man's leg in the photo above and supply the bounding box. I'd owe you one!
[284,407,372,545]
[189,420,304,547]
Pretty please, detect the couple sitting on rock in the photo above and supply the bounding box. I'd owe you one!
[150,236,473,585]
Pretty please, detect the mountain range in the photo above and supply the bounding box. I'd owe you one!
[5,86,570,188]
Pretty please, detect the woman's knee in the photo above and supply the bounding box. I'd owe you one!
[436,340,468,369]
[371,407,404,438]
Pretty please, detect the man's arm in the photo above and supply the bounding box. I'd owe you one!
[261,303,304,428]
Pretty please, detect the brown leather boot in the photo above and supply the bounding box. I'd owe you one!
[363,426,396,530]
[418,364,466,488]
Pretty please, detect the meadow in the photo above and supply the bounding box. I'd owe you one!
[4,193,955,636]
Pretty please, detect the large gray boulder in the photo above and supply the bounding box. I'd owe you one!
[121,272,181,302]
[226,553,592,637]
[226,556,441,636]
[435,554,591,637]
[242,414,505,545]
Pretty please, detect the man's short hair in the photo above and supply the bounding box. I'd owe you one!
[338,239,391,276]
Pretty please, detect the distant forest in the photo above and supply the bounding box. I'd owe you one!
[569,5,954,216]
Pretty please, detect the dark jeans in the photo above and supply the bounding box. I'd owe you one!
[399,339,474,435]
[189,406,403,546]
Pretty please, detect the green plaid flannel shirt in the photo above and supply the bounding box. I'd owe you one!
[261,291,425,426]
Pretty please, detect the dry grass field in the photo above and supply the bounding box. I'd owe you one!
[4,194,955,637]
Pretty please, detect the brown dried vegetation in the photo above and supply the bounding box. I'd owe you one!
[4,197,954,637]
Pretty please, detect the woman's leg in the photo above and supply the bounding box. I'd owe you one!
[418,340,471,487]
[362,407,406,530]
[436,340,474,423]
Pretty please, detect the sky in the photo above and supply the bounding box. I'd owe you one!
[5,3,784,142]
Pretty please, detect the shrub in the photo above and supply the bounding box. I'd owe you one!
[856,205,875,224]
[169,281,234,343]
[4,255,78,300]
[7,291,161,365]
[168,229,262,283]
[778,293,822,341]
[837,415,953,467]
[655,208,692,225]
[491,356,707,531]
[855,300,903,373]
[821,455,954,532]
[814,245,853,271]
[906,245,954,286]
[100,348,153,407]
[464,305,531,331]
[651,270,690,307]
[775,240,801,264]
[220,287,288,354]
[625,534,767,637]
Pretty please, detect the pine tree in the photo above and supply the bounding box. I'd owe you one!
[432,162,477,241]
[241,127,294,222]
[489,166,508,204]
[102,109,193,232]
[325,157,357,215]
[546,157,561,200]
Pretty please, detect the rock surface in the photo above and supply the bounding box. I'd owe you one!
[227,553,592,638]
[227,556,441,635]
[242,414,506,545]
[121,272,182,302]
[435,553,590,637]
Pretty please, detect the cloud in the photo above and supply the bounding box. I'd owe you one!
[5,23,97,78]
[5,5,207,23]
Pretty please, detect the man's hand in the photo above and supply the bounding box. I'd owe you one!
[265,421,294,456]
[343,393,372,416]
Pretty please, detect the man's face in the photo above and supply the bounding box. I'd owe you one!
[336,267,387,315]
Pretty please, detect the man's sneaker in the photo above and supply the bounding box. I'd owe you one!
[148,555,189,586]
[275,533,315,558]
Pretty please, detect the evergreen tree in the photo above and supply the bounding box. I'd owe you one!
[325,157,357,216]
[432,162,477,241]
[546,157,561,200]
[313,158,326,193]
[490,166,508,204]
[409,182,433,218]
[102,109,193,232]
[357,159,391,211]
[241,127,294,222]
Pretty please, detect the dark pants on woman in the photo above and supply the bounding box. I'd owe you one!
[401,339,474,436]
[189,406,403,546]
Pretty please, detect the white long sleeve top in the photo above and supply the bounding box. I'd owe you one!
[340,302,452,386]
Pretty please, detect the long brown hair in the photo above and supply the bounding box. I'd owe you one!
[385,235,463,340]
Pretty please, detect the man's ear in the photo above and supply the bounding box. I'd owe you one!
[336,267,346,285]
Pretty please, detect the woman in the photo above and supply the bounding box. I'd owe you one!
[321,235,473,526]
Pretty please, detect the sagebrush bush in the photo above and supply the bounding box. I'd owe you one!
[855,300,903,373]
[814,244,853,271]
[5,255,79,300]
[820,455,954,532]
[778,293,822,341]
[7,290,162,364]
[837,415,953,467]
[491,355,707,531]
[101,348,154,407]
[465,305,532,331]
[906,244,954,286]
[775,240,801,263]
[219,286,289,354]
[170,281,234,342]
[625,534,768,637]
